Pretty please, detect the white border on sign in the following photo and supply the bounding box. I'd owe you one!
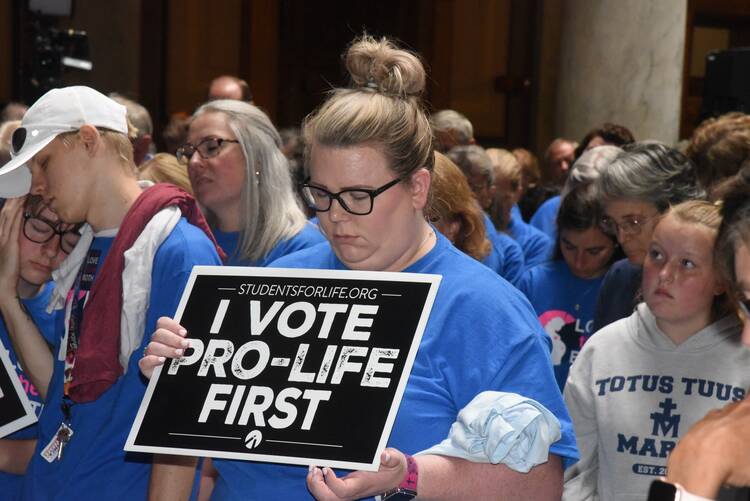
[0,337,37,438]
[125,265,441,472]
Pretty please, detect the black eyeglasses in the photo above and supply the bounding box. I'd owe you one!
[176,137,240,164]
[23,212,82,254]
[299,177,403,216]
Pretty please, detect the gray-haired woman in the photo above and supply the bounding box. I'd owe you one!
[179,99,324,265]
[592,141,705,330]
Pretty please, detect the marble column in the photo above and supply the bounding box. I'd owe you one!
[555,0,687,145]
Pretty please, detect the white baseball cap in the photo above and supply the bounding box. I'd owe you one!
[0,86,128,197]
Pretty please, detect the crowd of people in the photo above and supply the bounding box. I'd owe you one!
[0,35,748,501]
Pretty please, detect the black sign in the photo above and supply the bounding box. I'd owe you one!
[0,339,37,438]
[126,266,440,471]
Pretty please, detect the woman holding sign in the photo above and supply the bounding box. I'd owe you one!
[143,36,577,500]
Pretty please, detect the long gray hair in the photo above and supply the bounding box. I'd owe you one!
[193,100,306,262]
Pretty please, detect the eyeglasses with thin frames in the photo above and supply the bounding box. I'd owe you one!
[599,213,658,236]
[176,137,240,164]
[299,177,403,216]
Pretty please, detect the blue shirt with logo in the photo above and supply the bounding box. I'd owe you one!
[207,233,578,500]
[519,260,605,390]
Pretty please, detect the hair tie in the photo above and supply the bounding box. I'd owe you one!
[365,79,378,90]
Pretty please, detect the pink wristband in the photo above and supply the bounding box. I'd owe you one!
[399,454,418,491]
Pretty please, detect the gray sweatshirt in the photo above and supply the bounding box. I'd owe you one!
[563,303,750,501]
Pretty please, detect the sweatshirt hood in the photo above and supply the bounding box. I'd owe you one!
[633,302,742,352]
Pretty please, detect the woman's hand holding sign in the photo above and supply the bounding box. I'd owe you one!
[307,447,408,501]
[139,316,190,378]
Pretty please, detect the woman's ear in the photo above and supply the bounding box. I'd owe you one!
[409,167,431,210]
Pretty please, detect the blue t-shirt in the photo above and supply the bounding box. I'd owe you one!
[214,222,325,266]
[208,233,578,500]
[593,258,643,332]
[482,213,525,287]
[529,195,561,241]
[507,216,554,269]
[0,283,60,498]
[21,218,221,501]
[519,260,605,390]
[511,204,522,221]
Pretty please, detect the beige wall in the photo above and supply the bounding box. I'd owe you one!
[554,0,688,145]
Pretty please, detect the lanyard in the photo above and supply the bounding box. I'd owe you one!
[63,248,102,397]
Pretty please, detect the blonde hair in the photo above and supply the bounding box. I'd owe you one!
[668,200,721,231]
[303,36,434,180]
[486,148,522,189]
[59,121,138,172]
[512,147,541,189]
[138,153,193,194]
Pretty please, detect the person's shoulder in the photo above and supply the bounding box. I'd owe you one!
[435,243,535,315]
[525,259,562,280]
[155,217,221,265]
[608,258,640,276]
[602,258,641,293]
[495,231,525,280]
[540,195,561,211]
[519,260,567,300]
[524,219,553,244]
[583,312,636,352]
[269,222,327,262]
[293,222,326,245]
[435,238,503,278]
[495,230,521,252]
[269,241,334,269]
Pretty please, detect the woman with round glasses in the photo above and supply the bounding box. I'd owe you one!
[0,196,80,497]
[177,100,324,266]
[144,36,576,500]
[592,142,705,331]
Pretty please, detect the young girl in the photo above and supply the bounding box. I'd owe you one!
[520,183,621,391]
[0,196,80,497]
[663,167,750,499]
[563,200,750,500]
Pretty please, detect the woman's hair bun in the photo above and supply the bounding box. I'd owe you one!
[345,36,426,98]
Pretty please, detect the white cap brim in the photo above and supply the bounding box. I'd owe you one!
[0,133,58,198]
